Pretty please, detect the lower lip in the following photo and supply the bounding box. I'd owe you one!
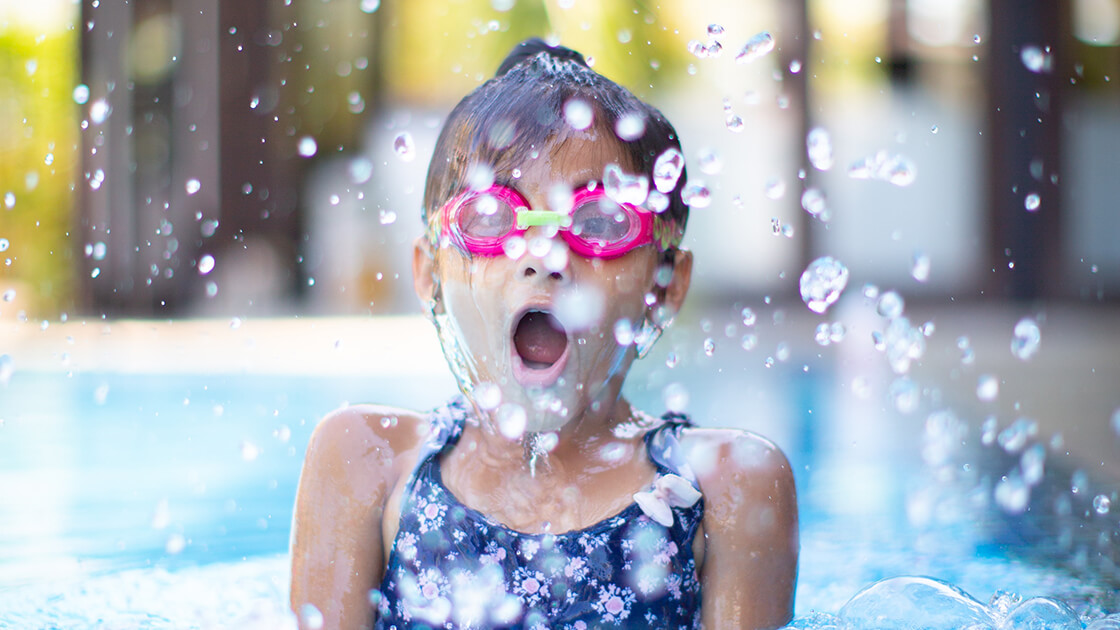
[511,345,569,388]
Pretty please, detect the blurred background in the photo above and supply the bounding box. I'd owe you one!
[2,0,1120,620]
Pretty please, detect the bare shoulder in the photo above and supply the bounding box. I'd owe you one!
[304,403,431,487]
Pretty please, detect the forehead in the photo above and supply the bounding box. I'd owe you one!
[512,129,637,187]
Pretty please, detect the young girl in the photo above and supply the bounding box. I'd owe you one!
[290,39,798,630]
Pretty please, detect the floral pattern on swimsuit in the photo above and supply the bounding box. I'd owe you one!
[374,397,704,630]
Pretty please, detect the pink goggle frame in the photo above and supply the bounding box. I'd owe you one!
[438,184,654,260]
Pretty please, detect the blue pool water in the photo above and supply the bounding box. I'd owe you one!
[1,362,1117,627]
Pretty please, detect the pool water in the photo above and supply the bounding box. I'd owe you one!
[1,367,1117,628]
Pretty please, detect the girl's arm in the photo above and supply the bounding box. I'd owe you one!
[690,430,799,630]
[289,406,418,629]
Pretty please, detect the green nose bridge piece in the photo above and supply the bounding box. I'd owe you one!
[516,209,573,230]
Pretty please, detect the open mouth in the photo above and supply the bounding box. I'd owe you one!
[511,309,569,387]
[513,310,568,368]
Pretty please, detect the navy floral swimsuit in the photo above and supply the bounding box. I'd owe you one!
[374,397,704,629]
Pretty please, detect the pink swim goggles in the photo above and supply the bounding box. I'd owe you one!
[438,184,654,259]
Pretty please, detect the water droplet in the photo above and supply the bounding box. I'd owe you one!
[502,236,526,260]
[848,150,917,186]
[197,254,215,275]
[563,99,593,130]
[1011,317,1041,360]
[973,34,982,44]
[185,178,201,195]
[474,382,502,410]
[360,0,380,13]
[239,440,260,461]
[707,24,725,37]
[911,252,931,282]
[90,99,110,124]
[736,31,775,64]
[681,182,711,208]
[930,124,939,134]
[1093,494,1111,515]
[652,148,684,193]
[393,132,415,162]
[799,256,849,314]
[814,323,833,346]
[613,318,634,346]
[0,239,8,252]
[740,307,757,327]
[0,354,13,387]
[2,289,15,302]
[1111,407,1120,437]
[615,112,646,141]
[890,377,920,413]
[603,164,649,206]
[765,177,786,200]
[73,84,90,105]
[230,317,242,329]
[800,188,828,220]
[687,39,709,59]
[298,136,318,157]
[299,603,325,630]
[3,192,14,209]
[876,291,904,319]
[806,127,833,171]
[1020,45,1050,73]
[703,338,715,356]
[697,147,722,175]
[998,417,1038,453]
[724,114,744,132]
[468,163,495,192]
[995,473,1031,514]
[165,533,186,555]
[1024,192,1040,212]
[662,382,689,412]
[201,219,219,238]
[646,190,669,213]
[977,374,999,401]
[379,209,397,225]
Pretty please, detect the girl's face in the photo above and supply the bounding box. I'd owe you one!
[414,133,691,435]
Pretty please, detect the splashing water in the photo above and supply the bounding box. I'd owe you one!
[883,317,926,375]
[393,132,415,162]
[1011,317,1041,361]
[652,148,684,193]
[681,182,711,208]
[799,256,849,314]
[876,291,905,319]
[806,127,833,171]
[848,150,917,187]
[603,164,649,206]
[736,31,775,64]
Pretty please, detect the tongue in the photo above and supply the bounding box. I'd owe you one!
[514,311,567,368]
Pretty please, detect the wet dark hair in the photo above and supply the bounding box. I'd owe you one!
[422,38,689,244]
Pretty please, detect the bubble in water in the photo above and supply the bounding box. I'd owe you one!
[806,127,833,171]
[1024,192,1040,212]
[0,354,13,387]
[73,84,90,105]
[663,382,689,413]
[197,254,215,275]
[736,31,775,64]
[360,0,380,13]
[1011,317,1041,360]
[299,602,325,630]
[614,112,646,141]
[1093,494,1111,515]
[603,164,649,206]
[185,179,201,195]
[653,148,684,193]
[298,136,318,157]
[563,99,593,130]
[840,576,996,630]
[976,374,999,402]
[393,132,415,162]
[799,256,849,314]
[911,253,931,282]
[800,188,828,220]
[995,473,1031,514]
[1020,45,1050,73]
[681,182,711,209]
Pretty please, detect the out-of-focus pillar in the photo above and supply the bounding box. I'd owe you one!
[985,0,1068,301]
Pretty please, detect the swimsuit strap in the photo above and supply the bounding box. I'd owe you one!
[643,411,700,490]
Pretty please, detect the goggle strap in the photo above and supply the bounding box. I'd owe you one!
[516,210,572,230]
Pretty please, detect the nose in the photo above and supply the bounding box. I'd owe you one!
[515,233,570,284]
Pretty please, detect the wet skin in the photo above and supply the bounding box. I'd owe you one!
[289,133,798,629]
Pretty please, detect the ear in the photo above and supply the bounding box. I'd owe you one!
[413,236,439,308]
[660,248,692,318]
